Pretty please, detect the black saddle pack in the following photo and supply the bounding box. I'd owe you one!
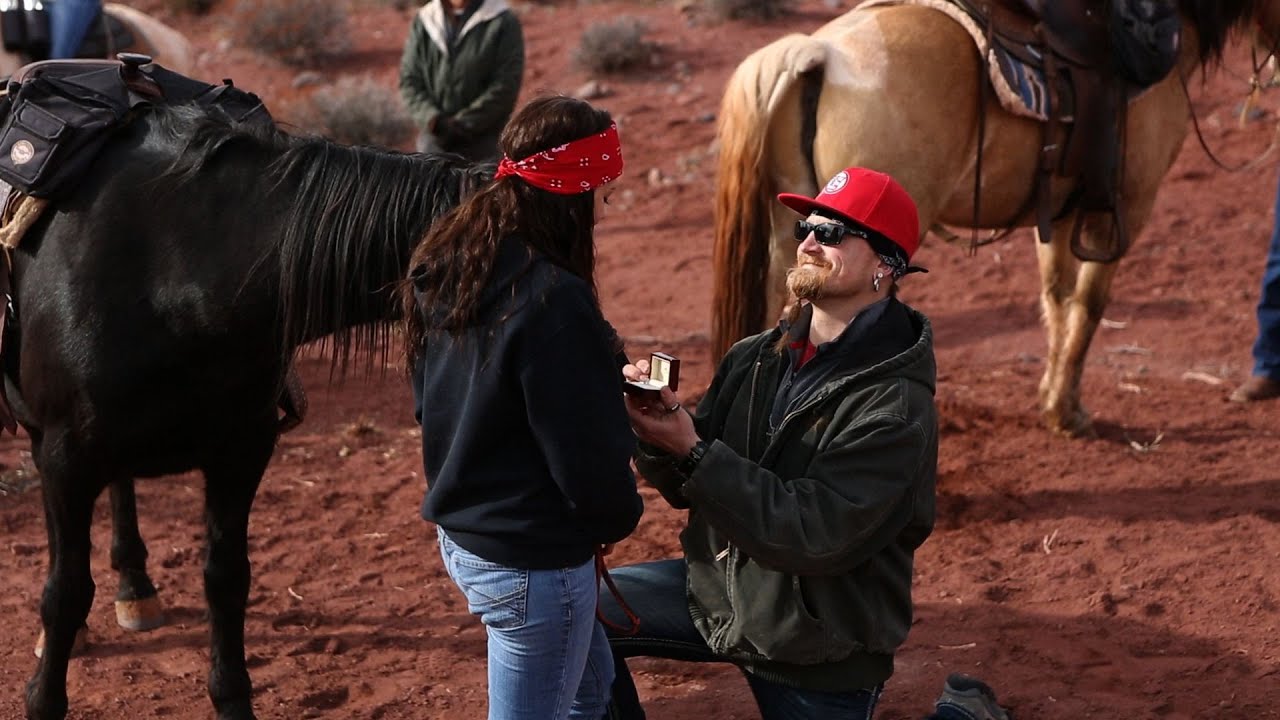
[0,54,272,199]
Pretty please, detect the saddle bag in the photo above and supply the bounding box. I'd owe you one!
[1109,0,1179,86]
[0,58,273,199]
[0,68,130,198]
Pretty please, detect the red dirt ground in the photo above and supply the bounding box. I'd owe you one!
[2,1,1280,718]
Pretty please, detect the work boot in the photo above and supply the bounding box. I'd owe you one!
[1229,375,1280,403]
[932,673,1011,720]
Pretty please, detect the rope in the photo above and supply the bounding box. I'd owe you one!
[595,551,640,637]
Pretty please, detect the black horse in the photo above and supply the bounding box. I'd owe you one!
[7,103,488,720]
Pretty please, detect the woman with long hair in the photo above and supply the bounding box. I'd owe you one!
[400,95,643,720]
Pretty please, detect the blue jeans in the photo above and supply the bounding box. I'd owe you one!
[49,0,102,59]
[598,559,882,720]
[1252,176,1280,379]
[437,528,614,720]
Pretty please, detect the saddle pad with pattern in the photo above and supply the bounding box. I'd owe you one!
[859,0,1056,120]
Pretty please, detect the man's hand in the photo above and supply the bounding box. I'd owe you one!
[625,384,699,457]
[432,115,468,146]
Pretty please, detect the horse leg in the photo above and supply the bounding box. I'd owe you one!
[202,443,272,720]
[1038,214,1121,436]
[1053,255,1119,434]
[1034,219,1080,427]
[25,433,105,720]
[109,479,165,631]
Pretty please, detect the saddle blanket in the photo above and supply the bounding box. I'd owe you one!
[858,0,1063,121]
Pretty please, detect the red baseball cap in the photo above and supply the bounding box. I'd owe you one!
[778,167,921,262]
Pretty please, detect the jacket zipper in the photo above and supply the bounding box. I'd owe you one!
[718,360,765,602]
[746,358,763,459]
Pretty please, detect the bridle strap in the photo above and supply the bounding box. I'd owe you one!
[1178,64,1280,174]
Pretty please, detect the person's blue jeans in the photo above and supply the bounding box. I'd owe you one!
[438,528,613,720]
[1252,177,1280,379]
[598,559,882,720]
[49,0,102,59]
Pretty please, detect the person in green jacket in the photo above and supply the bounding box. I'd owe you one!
[399,0,524,162]
[599,168,1010,720]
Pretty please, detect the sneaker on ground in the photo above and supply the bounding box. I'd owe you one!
[933,673,1011,720]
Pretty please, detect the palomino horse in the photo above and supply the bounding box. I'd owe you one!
[0,3,194,77]
[10,103,487,719]
[711,0,1278,435]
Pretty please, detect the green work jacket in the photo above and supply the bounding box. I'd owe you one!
[638,300,938,691]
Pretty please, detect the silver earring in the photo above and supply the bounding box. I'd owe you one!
[873,271,883,292]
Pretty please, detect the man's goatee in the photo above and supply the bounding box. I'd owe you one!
[786,264,827,300]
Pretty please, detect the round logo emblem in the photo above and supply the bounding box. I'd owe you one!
[822,170,849,195]
[10,140,35,166]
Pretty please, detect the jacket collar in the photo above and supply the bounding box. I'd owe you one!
[419,0,511,55]
[762,298,935,394]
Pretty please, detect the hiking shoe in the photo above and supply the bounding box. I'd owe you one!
[933,673,1011,720]
[1229,375,1280,403]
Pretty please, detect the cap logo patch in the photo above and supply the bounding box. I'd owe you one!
[822,170,849,195]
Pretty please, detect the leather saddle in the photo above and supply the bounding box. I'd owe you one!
[951,0,1179,262]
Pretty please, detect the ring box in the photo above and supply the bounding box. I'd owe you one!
[624,352,679,396]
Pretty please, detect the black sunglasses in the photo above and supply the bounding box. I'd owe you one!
[794,219,870,247]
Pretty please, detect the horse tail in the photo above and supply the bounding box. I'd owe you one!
[711,34,826,361]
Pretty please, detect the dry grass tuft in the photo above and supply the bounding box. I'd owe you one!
[231,0,350,67]
[702,0,791,21]
[307,75,415,149]
[573,17,653,74]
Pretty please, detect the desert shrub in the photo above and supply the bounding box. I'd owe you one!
[307,75,415,148]
[573,17,652,75]
[231,0,350,67]
[703,0,791,21]
[163,0,218,14]
[350,0,414,8]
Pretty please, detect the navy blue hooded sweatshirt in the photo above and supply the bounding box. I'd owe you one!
[411,237,643,569]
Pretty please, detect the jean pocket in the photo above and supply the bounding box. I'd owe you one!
[445,544,529,630]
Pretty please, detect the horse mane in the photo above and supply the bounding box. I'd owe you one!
[150,104,492,374]
[1177,0,1258,64]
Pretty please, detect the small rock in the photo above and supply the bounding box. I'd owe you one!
[292,71,324,89]
[575,81,610,101]
[9,542,39,556]
[647,168,664,187]
[1088,590,1118,615]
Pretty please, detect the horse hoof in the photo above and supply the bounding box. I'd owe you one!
[116,596,166,631]
[1045,409,1094,438]
[33,626,89,659]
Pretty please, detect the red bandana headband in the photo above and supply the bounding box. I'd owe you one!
[493,123,624,195]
